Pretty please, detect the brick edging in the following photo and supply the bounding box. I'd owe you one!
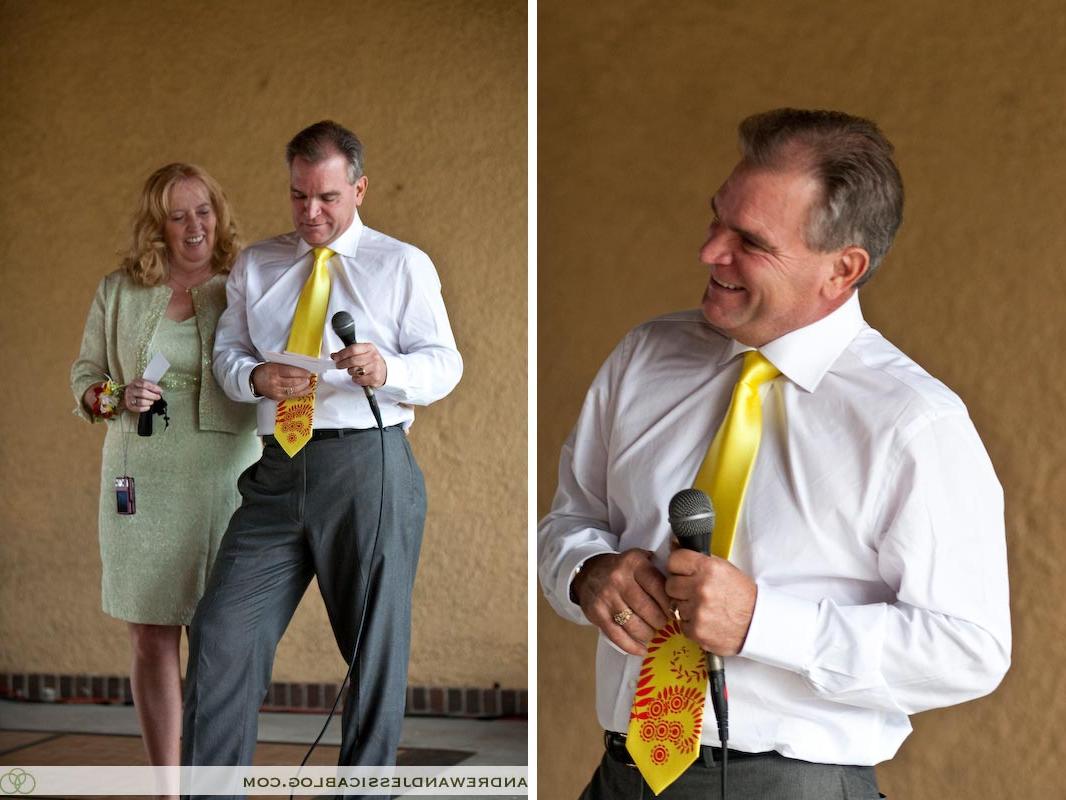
[0,673,526,719]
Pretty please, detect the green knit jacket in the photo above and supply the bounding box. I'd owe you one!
[70,269,256,435]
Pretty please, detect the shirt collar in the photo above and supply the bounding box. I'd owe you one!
[719,292,866,393]
[294,210,364,261]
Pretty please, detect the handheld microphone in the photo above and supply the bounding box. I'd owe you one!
[330,310,383,429]
[668,488,729,751]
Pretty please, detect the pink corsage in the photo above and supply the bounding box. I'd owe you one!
[89,379,124,420]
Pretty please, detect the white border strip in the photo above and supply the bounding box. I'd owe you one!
[526,0,539,797]
[0,766,528,796]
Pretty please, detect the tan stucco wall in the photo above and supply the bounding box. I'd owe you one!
[0,0,525,690]
[539,0,1065,797]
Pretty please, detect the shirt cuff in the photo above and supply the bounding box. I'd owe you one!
[380,354,407,398]
[243,362,265,402]
[554,545,616,625]
[739,583,820,675]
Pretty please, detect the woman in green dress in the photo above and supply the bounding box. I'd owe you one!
[70,164,260,774]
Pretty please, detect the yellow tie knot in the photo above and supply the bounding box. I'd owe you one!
[313,247,335,268]
[739,350,780,390]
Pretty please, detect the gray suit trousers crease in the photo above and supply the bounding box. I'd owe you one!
[181,426,426,796]
[579,751,883,800]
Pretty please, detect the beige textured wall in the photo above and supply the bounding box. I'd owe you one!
[539,0,1065,797]
[0,0,525,690]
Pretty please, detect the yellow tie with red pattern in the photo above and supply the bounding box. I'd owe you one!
[626,350,780,794]
[273,247,333,457]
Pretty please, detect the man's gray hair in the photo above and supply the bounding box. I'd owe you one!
[286,120,365,184]
[738,108,903,283]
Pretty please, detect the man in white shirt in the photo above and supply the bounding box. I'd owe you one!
[539,109,1010,798]
[182,121,462,782]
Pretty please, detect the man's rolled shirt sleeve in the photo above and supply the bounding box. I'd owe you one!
[740,410,1011,716]
[376,249,463,405]
[213,254,262,403]
[538,335,635,626]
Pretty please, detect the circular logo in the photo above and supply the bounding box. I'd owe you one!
[0,769,36,795]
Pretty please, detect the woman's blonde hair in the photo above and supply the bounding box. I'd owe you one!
[122,163,241,286]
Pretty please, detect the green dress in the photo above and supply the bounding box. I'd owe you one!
[98,316,261,625]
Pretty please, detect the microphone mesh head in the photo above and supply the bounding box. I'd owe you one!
[331,310,355,338]
[668,488,715,538]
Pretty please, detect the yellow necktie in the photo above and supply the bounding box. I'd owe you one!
[626,350,780,795]
[693,350,781,558]
[274,247,333,457]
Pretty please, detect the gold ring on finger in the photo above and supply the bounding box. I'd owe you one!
[612,608,634,626]
[355,367,366,376]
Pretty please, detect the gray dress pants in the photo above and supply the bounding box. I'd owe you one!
[580,749,883,800]
[182,427,426,793]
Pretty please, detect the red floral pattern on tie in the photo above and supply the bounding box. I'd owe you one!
[629,620,707,758]
[275,375,318,446]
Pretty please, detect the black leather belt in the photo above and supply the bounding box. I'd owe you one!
[262,428,365,446]
[604,731,772,768]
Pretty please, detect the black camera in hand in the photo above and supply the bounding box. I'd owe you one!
[137,397,170,437]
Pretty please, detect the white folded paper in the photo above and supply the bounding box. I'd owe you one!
[263,350,338,373]
[142,353,171,384]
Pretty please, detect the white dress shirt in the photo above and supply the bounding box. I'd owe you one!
[214,212,462,432]
[538,293,1010,765]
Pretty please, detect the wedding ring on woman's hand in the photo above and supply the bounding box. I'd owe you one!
[612,608,634,626]
[355,367,366,376]
[285,386,293,396]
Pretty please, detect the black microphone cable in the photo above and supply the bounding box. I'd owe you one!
[669,488,730,800]
[290,311,387,798]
